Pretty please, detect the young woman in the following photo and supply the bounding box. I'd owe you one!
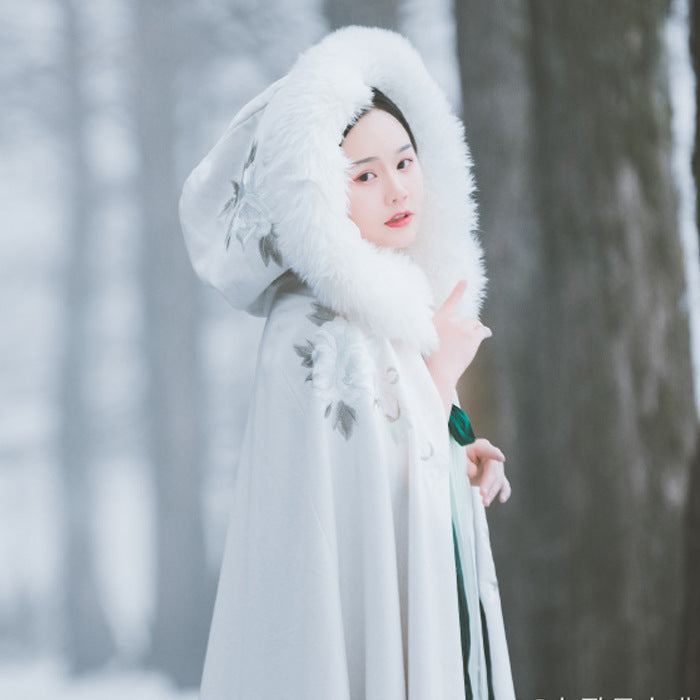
[179,25,516,700]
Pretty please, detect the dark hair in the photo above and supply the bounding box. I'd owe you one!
[339,87,418,154]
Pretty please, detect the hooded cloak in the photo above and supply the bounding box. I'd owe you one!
[179,24,516,700]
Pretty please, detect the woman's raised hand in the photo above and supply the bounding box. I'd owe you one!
[434,279,492,378]
[423,280,510,505]
[465,439,511,506]
[424,280,492,418]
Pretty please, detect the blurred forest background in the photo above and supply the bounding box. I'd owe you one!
[2,0,700,697]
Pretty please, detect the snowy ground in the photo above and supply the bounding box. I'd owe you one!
[0,656,198,700]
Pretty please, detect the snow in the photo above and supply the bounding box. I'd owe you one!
[0,656,198,700]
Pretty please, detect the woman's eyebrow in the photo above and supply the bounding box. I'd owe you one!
[351,143,412,167]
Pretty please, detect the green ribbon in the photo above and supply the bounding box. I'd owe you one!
[448,404,476,446]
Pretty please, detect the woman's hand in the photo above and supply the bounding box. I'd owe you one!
[424,279,493,418]
[465,438,511,506]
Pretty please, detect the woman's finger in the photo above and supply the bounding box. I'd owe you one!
[485,475,502,505]
[466,456,478,480]
[498,477,512,503]
[471,438,505,463]
[483,472,502,505]
[479,463,498,502]
[481,460,506,505]
[475,322,492,338]
[439,279,467,317]
[458,317,486,333]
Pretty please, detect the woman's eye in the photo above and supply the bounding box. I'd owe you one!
[398,158,413,169]
[356,172,375,182]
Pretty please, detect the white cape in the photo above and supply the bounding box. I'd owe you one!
[197,272,515,700]
[177,24,517,699]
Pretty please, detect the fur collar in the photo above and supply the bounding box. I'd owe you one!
[179,25,487,357]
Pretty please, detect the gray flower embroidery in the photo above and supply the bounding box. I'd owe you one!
[293,301,414,444]
[293,303,373,441]
[220,139,283,268]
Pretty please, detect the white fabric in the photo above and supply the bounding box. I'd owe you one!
[178,24,516,699]
[450,435,489,697]
[195,273,515,699]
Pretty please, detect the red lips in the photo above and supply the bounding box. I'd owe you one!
[385,210,412,225]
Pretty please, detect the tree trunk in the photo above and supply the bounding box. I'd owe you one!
[679,433,700,689]
[57,0,117,673]
[454,0,552,695]
[681,0,700,689]
[458,0,697,695]
[131,0,209,687]
[324,0,398,32]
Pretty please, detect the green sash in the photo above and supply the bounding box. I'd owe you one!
[449,404,494,700]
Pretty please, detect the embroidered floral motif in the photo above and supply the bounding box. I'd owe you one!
[372,364,412,443]
[294,311,375,440]
[293,300,413,443]
[220,139,283,268]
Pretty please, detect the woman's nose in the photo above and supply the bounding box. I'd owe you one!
[385,175,408,204]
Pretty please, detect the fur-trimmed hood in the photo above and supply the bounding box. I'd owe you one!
[179,25,487,357]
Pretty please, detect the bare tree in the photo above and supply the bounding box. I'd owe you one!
[681,0,700,689]
[57,0,117,672]
[679,434,700,689]
[130,0,210,687]
[457,0,697,695]
[454,0,548,695]
[324,0,399,32]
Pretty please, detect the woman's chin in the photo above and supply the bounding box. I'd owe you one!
[383,228,418,249]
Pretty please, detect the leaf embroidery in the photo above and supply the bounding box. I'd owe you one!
[245,139,257,169]
[258,224,283,267]
[293,340,314,369]
[333,401,357,440]
[221,140,257,250]
[219,139,282,268]
[221,180,240,220]
[307,301,338,326]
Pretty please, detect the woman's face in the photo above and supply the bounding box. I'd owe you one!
[341,108,423,249]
